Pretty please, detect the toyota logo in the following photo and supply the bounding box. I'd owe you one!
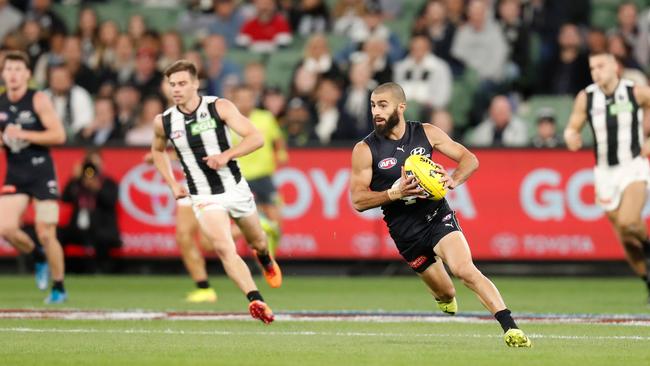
[119,162,186,226]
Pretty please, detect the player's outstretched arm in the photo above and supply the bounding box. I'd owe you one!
[350,141,421,212]
[151,114,187,199]
[564,90,588,151]
[6,91,66,146]
[423,124,478,189]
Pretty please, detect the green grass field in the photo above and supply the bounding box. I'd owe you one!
[1,275,650,365]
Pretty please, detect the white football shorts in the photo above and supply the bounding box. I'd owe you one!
[594,155,650,211]
[190,178,257,219]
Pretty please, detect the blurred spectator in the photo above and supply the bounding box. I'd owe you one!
[293,34,343,84]
[539,23,590,95]
[63,36,100,94]
[332,0,365,37]
[128,14,147,47]
[77,97,123,146]
[531,107,561,148]
[44,64,94,141]
[262,86,287,119]
[313,78,356,143]
[468,95,528,147]
[497,0,530,92]
[26,0,67,38]
[412,0,462,76]
[33,31,65,86]
[21,19,46,65]
[394,35,452,109]
[587,28,608,54]
[445,0,465,26]
[114,83,141,131]
[237,0,293,53]
[208,0,246,46]
[608,2,650,69]
[128,47,163,98]
[89,21,120,71]
[76,7,99,67]
[203,34,241,97]
[348,36,392,85]
[243,62,268,106]
[616,55,648,87]
[0,0,23,44]
[429,108,455,138]
[125,95,163,146]
[106,33,136,85]
[342,60,373,135]
[451,0,508,83]
[284,97,316,146]
[289,0,330,37]
[345,1,403,63]
[608,33,642,71]
[59,150,120,273]
[157,31,184,72]
[290,64,318,100]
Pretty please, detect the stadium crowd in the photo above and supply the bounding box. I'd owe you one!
[0,0,649,148]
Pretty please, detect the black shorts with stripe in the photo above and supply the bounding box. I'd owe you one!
[396,205,462,273]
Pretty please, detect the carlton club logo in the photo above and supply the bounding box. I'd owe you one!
[378,157,397,169]
[119,162,186,226]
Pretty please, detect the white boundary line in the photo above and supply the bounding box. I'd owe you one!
[1,327,649,341]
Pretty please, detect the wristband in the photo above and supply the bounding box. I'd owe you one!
[387,187,402,201]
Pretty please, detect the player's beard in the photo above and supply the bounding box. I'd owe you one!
[374,108,400,136]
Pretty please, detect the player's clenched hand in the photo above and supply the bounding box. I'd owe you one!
[202,153,229,170]
[399,166,424,197]
[434,165,456,190]
[564,129,582,151]
[3,124,25,140]
[171,183,189,200]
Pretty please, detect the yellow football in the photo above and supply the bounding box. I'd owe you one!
[403,154,447,201]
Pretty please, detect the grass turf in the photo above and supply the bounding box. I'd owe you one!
[1,275,649,365]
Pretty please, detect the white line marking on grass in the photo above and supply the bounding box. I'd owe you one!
[1,327,650,341]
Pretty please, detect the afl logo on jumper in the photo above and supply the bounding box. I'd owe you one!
[171,130,185,139]
[410,147,426,156]
[378,157,397,169]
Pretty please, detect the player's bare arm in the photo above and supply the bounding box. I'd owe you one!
[4,91,65,146]
[151,114,188,199]
[564,90,588,151]
[422,124,478,189]
[350,141,422,212]
[202,98,264,170]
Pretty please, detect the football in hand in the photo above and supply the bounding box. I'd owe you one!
[403,154,447,201]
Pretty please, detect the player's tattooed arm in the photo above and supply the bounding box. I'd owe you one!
[422,124,478,188]
[564,90,588,151]
[350,142,421,211]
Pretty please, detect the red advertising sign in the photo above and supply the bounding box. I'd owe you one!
[1,148,646,260]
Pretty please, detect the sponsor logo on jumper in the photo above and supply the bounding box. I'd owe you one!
[190,119,217,135]
[378,157,397,169]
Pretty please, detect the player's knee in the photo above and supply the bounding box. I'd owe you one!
[452,264,481,284]
[212,242,237,259]
[0,224,19,239]
[175,231,193,247]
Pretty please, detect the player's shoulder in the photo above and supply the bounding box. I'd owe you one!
[585,83,599,94]
[620,78,635,87]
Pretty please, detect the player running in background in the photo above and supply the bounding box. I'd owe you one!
[565,52,650,302]
[350,82,531,347]
[231,84,287,254]
[151,60,280,323]
[0,51,67,303]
